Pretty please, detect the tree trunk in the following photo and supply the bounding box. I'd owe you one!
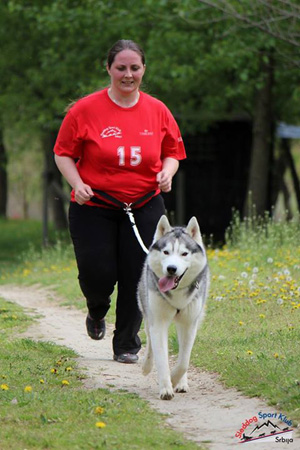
[0,129,8,217]
[271,143,287,208]
[244,52,273,217]
[283,139,300,213]
[42,131,68,232]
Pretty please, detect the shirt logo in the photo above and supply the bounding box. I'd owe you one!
[100,126,122,138]
[139,129,154,136]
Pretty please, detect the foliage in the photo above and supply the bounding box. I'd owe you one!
[4,130,44,218]
[197,0,300,52]
[0,218,60,266]
[225,209,300,249]
[1,0,299,136]
[1,0,112,130]
[193,0,300,123]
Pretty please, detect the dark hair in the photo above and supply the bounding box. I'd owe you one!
[107,39,145,68]
[64,40,145,114]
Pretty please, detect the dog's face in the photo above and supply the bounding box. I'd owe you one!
[149,216,207,292]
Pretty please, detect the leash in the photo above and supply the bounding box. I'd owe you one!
[123,204,149,254]
[89,189,156,254]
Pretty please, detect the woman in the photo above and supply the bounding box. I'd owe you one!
[54,39,186,363]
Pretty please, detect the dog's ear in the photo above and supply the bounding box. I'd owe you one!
[186,217,204,247]
[153,215,171,241]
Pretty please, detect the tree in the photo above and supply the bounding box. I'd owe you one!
[0,0,155,229]
[194,0,300,215]
[0,129,7,217]
[143,0,299,216]
[2,0,299,228]
[0,0,115,227]
[197,0,300,56]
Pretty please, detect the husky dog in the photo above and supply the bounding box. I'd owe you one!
[137,215,210,400]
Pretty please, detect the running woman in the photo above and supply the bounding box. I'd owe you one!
[54,39,186,363]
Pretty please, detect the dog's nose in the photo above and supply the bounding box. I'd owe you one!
[167,265,177,275]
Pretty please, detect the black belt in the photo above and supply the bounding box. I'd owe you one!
[89,189,156,254]
[90,189,156,210]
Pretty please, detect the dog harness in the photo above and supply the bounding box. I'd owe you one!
[89,189,156,254]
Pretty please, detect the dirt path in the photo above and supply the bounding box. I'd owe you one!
[0,284,297,449]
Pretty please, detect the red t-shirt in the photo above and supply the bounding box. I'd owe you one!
[54,88,186,206]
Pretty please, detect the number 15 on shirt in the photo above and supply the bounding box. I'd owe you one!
[117,146,142,166]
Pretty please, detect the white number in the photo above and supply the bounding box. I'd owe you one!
[130,146,142,166]
[117,146,125,166]
[117,146,142,166]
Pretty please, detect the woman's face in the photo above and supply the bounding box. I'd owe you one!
[107,49,145,96]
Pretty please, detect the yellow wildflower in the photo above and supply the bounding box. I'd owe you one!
[65,367,73,372]
[1,384,9,391]
[95,406,105,414]
[22,269,31,277]
[24,386,32,393]
[40,379,45,384]
[274,353,279,358]
[247,350,253,355]
[95,421,106,428]
[259,314,266,319]
[256,299,267,304]
[50,368,58,374]
[239,321,244,326]
[61,380,70,386]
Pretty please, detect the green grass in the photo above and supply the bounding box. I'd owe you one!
[0,218,60,265]
[195,213,300,424]
[1,216,300,430]
[0,298,201,450]
[193,247,300,418]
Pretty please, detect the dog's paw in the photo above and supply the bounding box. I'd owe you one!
[159,388,174,400]
[175,382,190,393]
[172,371,189,393]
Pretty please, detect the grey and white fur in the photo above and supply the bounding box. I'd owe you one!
[137,215,210,400]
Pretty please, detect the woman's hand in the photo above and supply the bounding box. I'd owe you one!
[156,157,179,193]
[156,169,173,192]
[74,182,94,205]
[54,155,94,205]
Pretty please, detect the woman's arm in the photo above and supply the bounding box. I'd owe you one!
[54,154,93,205]
[156,157,179,193]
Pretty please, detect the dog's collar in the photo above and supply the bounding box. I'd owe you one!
[172,266,207,292]
[188,265,208,295]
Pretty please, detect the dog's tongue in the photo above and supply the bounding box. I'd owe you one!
[158,276,176,293]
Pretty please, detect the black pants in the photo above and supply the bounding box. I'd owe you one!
[68,195,165,356]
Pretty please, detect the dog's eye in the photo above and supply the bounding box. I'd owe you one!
[163,250,169,255]
[181,252,189,257]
